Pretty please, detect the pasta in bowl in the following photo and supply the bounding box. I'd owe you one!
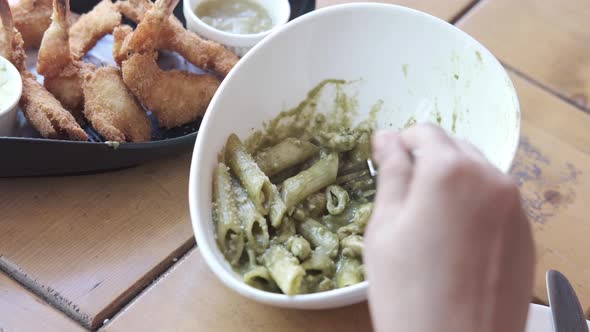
[189,3,520,309]
[212,81,376,295]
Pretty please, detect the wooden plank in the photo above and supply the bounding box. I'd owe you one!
[0,153,195,329]
[101,249,372,332]
[508,72,590,312]
[457,0,590,111]
[317,0,475,22]
[0,272,86,332]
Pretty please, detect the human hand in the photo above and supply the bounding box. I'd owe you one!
[364,124,535,332]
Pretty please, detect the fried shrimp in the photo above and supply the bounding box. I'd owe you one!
[37,0,92,120]
[112,24,132,66]
[116,0,151,23]
[37,0,71,78]
[121,52,220,128]
[0,0,87,140]
[82,66,151,142]
[44,60,94,121]
[20,71,89,140]
[0,0,14,60]
[69,0,121,60]
[119,0,239,77]
[9,0,52,49]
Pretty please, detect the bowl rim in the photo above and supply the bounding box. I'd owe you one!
[0,56,23,117]
[189,2,521,307]
[183,0,291,46]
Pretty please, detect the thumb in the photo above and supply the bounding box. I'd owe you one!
[372,130,413,212]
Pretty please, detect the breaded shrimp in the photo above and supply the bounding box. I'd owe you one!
[0,0,14,60]
[121,52,220,128]
[20,71,88,140]
[44,60,94,122]
[0,0,87,140]
[116,0,151,23]
[37,0,71,78]
[69,0,121,60]
[9,0,52,49]
[82,66,151,142]
[38,0,91,120]
[120,0,239,77]
[112,24,132,66]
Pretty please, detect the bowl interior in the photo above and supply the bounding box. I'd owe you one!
[190,3,520,308]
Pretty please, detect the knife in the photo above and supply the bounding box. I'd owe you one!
[546,270,589,332]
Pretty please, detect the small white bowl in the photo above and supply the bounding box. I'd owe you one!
[183,0,291,56]
[0,56,22,137]
[189,3,520,309]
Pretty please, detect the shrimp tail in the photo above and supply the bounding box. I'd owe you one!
[53,0,69,26]
[0,0,13,32]
[154,0,179,16]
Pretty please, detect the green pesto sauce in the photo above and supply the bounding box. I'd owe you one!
[452,111,458,133]
[245,79,380,154]
[475,50,483,64]
[196,0,273,35]
[402,64,409,78]
[435,112,442,125]
[403,116,416,129]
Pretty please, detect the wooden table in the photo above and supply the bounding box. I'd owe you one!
[1,0,589,330]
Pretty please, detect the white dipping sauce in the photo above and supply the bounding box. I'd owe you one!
[0,57,21,111]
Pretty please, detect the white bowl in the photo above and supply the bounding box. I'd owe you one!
[189,3,520,309]
[183,0,291,56]
[0,56,22,137]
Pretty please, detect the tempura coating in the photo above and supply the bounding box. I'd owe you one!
[9,0,52,49]
[82,66,151,142]
[37,0,71,78]
[121,52,221,128]
[21,71,88,140]
[36,0,91,120]
[44,60,95,122]
[0,0,14,60]
[69,0,121,60]
[1,0,87,140]
[112,24,132,66]
[121,0,239,77]
[116,0,151,23]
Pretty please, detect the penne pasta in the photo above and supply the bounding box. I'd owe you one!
[225,133,273,215]
[295,218,339,258]
[280,153,339,209]
[341,235,364,258]
[301,250,336,277]
[213,163,245,266]
[263,245,305,295]
[337,202,373,240]
[286,235,311,261]
[254,137,319,177]
[232,179,270,255]
[212,81,379,294]
[326,185,349,215]
[335,257,364,288]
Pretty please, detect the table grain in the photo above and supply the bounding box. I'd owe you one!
[0,153,195,329]
[457,0,590,111]
[0,272,86,331]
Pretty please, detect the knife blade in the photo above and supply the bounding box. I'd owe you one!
[546,270,589,332]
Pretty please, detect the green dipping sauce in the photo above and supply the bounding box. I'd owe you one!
[196,0,274,35]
